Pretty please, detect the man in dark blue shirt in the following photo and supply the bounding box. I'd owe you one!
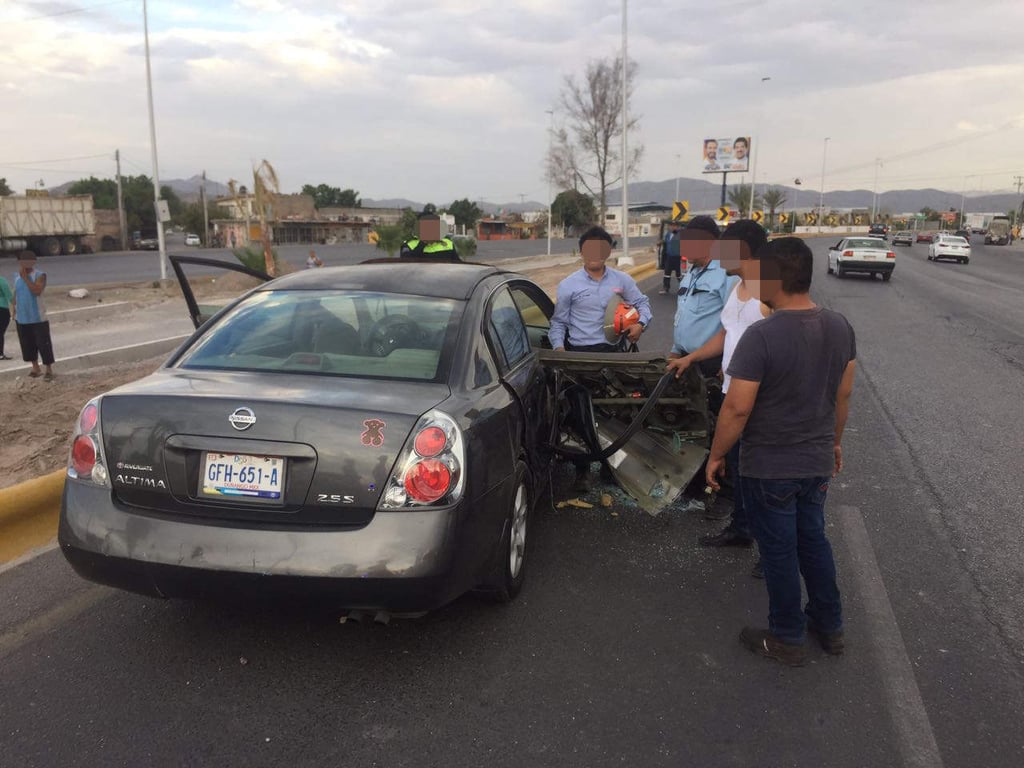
[706,237,857,666]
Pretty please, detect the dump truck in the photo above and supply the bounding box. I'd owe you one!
[985,215,1012,246]
[0,194,95,256]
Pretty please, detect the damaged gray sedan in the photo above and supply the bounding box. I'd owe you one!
[59,257,709,615]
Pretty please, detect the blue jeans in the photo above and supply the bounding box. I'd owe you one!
[726,440,749,537]
[741,476,842,644]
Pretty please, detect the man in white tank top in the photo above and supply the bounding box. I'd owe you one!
[667,221,769,552]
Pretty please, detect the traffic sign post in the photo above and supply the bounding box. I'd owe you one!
[672,200,690,222]
[716,206,730,224]
[751,211,764,225]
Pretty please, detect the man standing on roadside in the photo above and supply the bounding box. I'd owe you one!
[400,212,460,261]
[549,226,652,353]
[667,220,769,554]
[669,216,735,378]
[706,237,856,666]
[550,225,652,492]
[10,251,56,380]
[659,223,682,294]
[0,272,13,360]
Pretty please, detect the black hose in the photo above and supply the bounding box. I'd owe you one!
[553,370,676,461]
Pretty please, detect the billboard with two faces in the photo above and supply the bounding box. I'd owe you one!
[702,137,751,173]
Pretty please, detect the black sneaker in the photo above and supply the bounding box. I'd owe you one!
[739,627,808,667]
[699,528,754,548]
[807,622,845,656]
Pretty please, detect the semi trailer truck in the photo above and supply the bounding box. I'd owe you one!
[0,194,95,256]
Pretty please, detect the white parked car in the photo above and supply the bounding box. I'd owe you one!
[184,233,201,246]
[826,237,896,281]
[928,235,970,264]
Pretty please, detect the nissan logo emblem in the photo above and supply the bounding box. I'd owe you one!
[228,407,256,431]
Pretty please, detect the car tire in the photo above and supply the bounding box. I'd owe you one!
[882,272,892,282]
[827,261,833,274]
[836,264,844,278]
[962,258,970,264]
[478,461,531,603]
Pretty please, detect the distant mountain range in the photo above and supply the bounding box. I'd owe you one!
[606,178,1023,215]
[44,175,1022,215]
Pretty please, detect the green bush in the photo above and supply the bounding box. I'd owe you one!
[232,244,279,273]
[454,237,477,260]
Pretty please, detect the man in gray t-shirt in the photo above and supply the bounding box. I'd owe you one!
[705,237,857,667]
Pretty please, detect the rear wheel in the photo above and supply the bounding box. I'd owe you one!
[882,272,892,282]
[61,237,78,255]
[827,261,833,274]
[478,462,531,603]
[962,258,970,264]
[41,237,61,256]
[836,263,845,278]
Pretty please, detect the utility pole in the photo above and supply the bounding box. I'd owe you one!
[115,149,127,251]
[614,0,630,268]
[201,170,209,248]
[675,154,681,202]
[1015,176,1024,230]
[748,76,771,219]
[142,0,167,279]
[546,109,554,257]
[871,158,881,222]
[818,138,830,233]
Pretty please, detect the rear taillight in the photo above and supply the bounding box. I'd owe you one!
[843,250,854,257]
[404,459,452,503]
[71,436,97,476]
[379,410,465,509]
[886,252,896,259]
[67,397,110,487]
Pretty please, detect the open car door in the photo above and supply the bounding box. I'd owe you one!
[169,254,272,329]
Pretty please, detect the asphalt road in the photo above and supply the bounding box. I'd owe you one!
[6,231,657,287]
[1,237,1022,767]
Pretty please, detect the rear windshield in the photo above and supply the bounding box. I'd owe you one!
[177,290,461,381]
[846,239,889,249]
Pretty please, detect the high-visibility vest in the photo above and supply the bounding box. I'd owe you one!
[400,237,460,260]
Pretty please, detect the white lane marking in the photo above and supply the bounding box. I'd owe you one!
[837,504,945,768]
[0,585,109,662]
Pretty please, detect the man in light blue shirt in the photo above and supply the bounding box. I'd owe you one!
[11,251,56,379]
[670,216,737,377]
[549,226,652,352]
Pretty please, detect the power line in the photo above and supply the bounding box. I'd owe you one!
[3,0,135,24]
[0,152,112,166]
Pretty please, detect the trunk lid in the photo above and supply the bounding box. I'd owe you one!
[100,369,450,527]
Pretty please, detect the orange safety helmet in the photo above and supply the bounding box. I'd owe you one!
[603,296,641,342]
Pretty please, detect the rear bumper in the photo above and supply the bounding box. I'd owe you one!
[931,250,969,260]
[59,480,497,612]
[838,259,894,273]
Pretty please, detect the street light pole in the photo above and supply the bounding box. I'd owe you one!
[618,0,633,267]
[818,137,830,233]
[871,158,881,222]
[142,0,166,280]
[546,109,554,257]
[675,154,681,202]
[748,76,771,220]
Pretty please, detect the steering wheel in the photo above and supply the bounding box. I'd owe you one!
[364,315,425,357]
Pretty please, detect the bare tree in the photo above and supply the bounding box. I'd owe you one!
[548,56,643,223]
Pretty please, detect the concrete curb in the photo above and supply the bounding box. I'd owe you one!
[0,254,657,568]
[0,470,65,565]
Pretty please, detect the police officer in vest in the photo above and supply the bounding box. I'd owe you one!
[400,212,461,261]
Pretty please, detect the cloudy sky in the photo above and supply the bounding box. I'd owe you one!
[2,0,1024,205]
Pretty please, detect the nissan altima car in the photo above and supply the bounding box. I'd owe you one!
[826,237,896,280]
[928,234,971,264]
[59,256,710,616]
